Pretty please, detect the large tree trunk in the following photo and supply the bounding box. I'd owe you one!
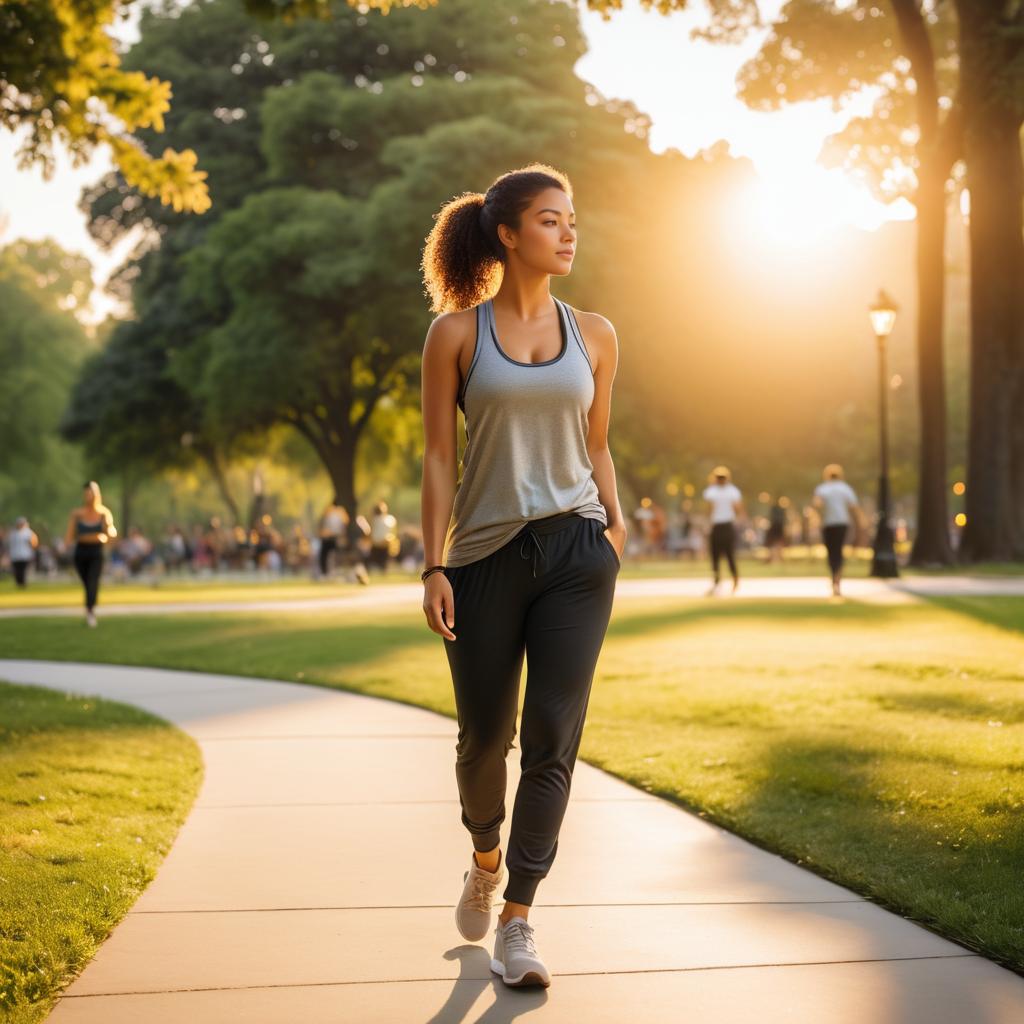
[1014,377,1024,550]
[909,160,954,565]
[322,439,358,516]
[891,0,956,566]
[292,412,360,516]
[289,373,392,519]
[957,0,1024,562]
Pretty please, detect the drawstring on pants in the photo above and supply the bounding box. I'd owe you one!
[519,529,546,579]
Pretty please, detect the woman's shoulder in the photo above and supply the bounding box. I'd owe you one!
[565,305,615,337]
[563,306,617,375]
[425,307,477,346]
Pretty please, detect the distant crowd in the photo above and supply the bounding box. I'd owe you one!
[1,467,926,599]
[0,499,426,586]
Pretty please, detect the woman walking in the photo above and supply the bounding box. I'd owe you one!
[63,481,117,627]
[813,464,862,597]
[419,165,625,989]
[317,497,346,579]
[702,466,743,594]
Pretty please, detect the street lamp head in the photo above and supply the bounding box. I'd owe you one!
[868,289,899,340]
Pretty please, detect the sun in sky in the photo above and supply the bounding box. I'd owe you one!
[576,1,913,246]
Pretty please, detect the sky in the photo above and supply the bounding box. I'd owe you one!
[0,0,912,321]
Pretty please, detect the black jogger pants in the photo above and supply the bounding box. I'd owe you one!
[441,512,619,906]
[73,542,104,610]
[710,521,737,580]
[823,523,848,576]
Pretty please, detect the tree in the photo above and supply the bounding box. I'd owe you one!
[586,0,962,564]
[0,0,210,212]
[0,0,436,214]
[955,0,1024,561]
[0,242,89,527]
[60,315,244,527]
[84,0,669,510]
[589,2,1019,561]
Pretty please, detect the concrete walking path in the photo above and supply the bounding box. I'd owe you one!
[3,659,1023,1023]
[2,574,1024,619]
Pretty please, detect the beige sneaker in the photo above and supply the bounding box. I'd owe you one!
[455,850,503,942]
[491,916,551,988]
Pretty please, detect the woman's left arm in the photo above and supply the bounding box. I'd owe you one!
[578,310,627,559]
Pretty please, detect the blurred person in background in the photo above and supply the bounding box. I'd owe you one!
[123,526,154,576]
[765,496,788,564]
[703,466,743,595]
[63,481,117,627]
[317,496,347,579]
[286,523,311,574]
[8,516,39,587]
[163,525,189,574]
[254,516,283,572]
[342,507,371,586]
[369,500,398,573]
[813,464,863,597]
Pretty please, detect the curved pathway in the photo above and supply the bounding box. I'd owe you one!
[3,660,1023,1023]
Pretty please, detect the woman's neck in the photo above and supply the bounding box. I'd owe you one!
[492,267,552,321]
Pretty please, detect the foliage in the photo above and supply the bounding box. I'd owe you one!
[0,243,90,529]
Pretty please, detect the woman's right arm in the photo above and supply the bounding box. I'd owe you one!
[64,512,76,548]
[420,312,466,641]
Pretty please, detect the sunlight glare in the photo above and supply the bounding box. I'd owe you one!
[739,165,914,247]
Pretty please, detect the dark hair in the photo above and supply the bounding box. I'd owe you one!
[421,163,572,314]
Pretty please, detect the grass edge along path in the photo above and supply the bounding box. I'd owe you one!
[0,680,203,1024]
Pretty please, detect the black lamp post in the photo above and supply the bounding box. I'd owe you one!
[868,290,900,578]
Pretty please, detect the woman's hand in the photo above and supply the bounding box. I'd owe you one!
[604,522,627,561]
[423,572,456,641]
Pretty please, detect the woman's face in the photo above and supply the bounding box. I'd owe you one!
[83,485,97,506]
[498,187,576,277]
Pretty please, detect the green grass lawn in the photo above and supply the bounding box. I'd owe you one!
[0,574,403,609]
[1,593,1022,975]
[0,682,202,1023]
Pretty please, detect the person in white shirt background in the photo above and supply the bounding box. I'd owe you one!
[368,501,398,573]
[813,464,863,598]
[702,466,744,595]
[8,516,39,587]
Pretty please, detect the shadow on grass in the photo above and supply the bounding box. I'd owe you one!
[606,596,897,642]
[630,732,1024,979]
[922,595,1024,639]
[871,690,1024,725]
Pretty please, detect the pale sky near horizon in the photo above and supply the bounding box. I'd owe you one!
[0,0,910,321]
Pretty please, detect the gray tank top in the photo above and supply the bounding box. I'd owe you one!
[443,296,608,567]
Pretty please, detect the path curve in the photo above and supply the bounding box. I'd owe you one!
[3,660,1023,1023]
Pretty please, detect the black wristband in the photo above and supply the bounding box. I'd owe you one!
[421,564,446,582]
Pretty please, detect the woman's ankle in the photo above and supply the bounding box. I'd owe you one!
[498,900,530,925]
[473,846,501,873]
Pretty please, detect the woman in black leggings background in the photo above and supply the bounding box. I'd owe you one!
[63,481,117,628]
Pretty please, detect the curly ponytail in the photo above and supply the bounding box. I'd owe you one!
[421,163,572,314]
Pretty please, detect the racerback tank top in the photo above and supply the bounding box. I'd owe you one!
[443,296,608,567]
